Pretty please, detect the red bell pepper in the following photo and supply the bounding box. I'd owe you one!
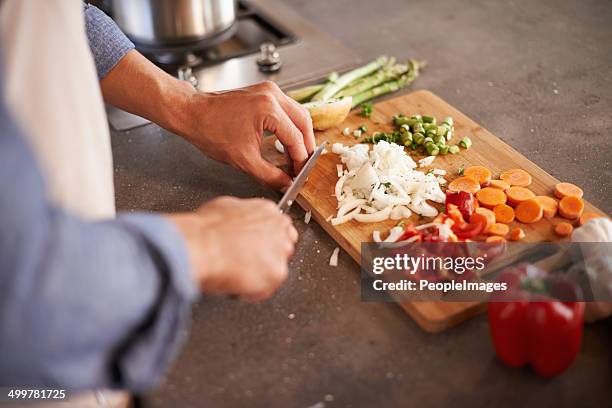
[445,190,474,220]
[488,265,584,377]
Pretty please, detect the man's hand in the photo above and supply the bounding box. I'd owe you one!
[181,81,316,189]
[166,196,297,301]
[101,51,315,190]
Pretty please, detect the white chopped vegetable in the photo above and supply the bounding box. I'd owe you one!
[331,141,445,224]
[274,139,285,153]
[353,129,362,137]
[432,169,446,176]
[418,155,436,168]
[329,247,340,267]
[336,164,344,177]
[384,226,405,242]
[304,210,312,224]
[342,127,351,136]
[372,230,382,243]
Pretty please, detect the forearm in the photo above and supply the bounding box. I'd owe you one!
[100,50,197,137]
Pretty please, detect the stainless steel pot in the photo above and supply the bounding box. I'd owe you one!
[113,0,236,46]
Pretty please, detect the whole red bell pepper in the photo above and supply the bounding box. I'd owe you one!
[487,265,584,377]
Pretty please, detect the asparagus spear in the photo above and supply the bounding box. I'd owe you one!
[336,63,409,98]
[311,56,389,101]
[286,84,325,103]
[350,60,425,107]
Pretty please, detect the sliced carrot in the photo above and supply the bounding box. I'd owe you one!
[558,196,584,220]
[554,182,584,199]
[472,207,496,232]
[476,187,507,209]
[579,212,604,226]
[486,236,506,243]
[464,166,492,187]
[509,227,525,241]
[500,169,532,187]
[488,223,510,237]
[506,186,536,207]
[493,204,515,224]
[490,179,510,191]
[515,199,543,224]
[554,222,574,237]
[534,196,558,219]
[448,176,481,194]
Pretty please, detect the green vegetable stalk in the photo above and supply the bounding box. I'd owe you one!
[286,84,325,103]
[350,60,425,107]
[311,56,389,101]
[335,61,408,98]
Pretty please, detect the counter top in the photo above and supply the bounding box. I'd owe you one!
[110,0,611,406]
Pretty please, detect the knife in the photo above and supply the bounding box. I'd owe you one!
[277,142,326,214]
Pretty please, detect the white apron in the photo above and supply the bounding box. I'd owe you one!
[1,0,115,220]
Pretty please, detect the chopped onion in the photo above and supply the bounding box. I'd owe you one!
[274,139,284,153]
[418,156,436,167]
[304,210,312,224]
[353,207,392,223]
[331,141,445,225]
[329,247,340,267]
[384,226,405,242]
[372,230,382,243]
[336,164,344,177]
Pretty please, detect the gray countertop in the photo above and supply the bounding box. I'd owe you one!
[111,0,612,406]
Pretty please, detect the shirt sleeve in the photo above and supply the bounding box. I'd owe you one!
[83,4,135,79]
[0,92,199,391]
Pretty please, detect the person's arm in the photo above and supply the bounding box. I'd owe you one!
[83,4,315,190]
[0,92,296,389]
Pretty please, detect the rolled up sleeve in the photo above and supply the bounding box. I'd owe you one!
[0,93,199,391]
[83,4,134,79]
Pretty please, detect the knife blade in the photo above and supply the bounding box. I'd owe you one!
[277,142,326,214]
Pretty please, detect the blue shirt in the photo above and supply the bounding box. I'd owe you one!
[0,5,198,392]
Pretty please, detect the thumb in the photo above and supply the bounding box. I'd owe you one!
[247,153,292,191]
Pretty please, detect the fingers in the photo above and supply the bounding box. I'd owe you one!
[263,107,309,175]
[257,81,312,174]
[278,94,316,155]
[244,152,293,190]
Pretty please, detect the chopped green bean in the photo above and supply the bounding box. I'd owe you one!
[360,102,374,118]
[449,145,460,154]
[439,145,450,155]
[413,133,425,145]
[459,137,473,149]
[422,115,436,124]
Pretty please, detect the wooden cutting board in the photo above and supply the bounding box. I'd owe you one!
[262,90,606,332]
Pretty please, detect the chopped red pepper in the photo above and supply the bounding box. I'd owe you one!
[445,191,474,220]
[488,265,584,377]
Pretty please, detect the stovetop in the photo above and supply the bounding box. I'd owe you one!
[106,0,358,131]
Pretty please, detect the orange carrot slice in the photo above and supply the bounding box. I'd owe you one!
[515,199,543,223]
[554,182,583,199]
[506,186,536,207]
[578,212,604,226]
[488,223,510,237]
[476,187,507,209]
[472,207,496,232]
[534,196,558,219]
[509,227,525,241]
[554,222,574,237]
[464,166,492,187]
[486,236,506,243]
[493,204,515,224]
[490,179,510,191]
[558,196,584,220]
[500,169,532,187]
[448,176,481,194]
